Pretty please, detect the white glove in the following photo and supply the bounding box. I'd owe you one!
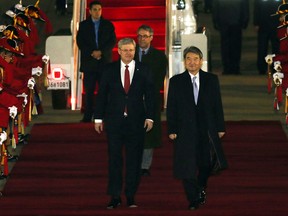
[0,131,7,145]
[42,55,50,64]
[265,54,275,64]
[0,25,6,32]
[273,72,284,85]
[5,10,15,18]
[27,77,36,89]
[9,106,17,118]
[17,93,28,106]
[15,4,25,11]
[32,66,43,76]
[274,61,282,71]
[286,88,288,96]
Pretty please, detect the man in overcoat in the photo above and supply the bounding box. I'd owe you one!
[134,24,168,176]
[166,46,228,210]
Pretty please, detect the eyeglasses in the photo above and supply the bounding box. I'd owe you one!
[137,34,152,39]
[120,49,135,53]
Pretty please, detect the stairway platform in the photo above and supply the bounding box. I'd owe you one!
[102,0,165,7]
[103,6,166,21]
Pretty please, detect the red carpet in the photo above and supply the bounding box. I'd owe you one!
[1,121,288,215]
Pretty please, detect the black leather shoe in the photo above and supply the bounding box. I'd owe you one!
[141,169,150,176]
[107,197,121,209]
[7,154,19,162]
[198,188,207,205]
[0,172,8,180]
[188,201,199,210]
[127,197,137,208]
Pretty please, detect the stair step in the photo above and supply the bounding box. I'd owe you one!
[101,0,165,7]
[113,20,165,35]
[115,34,166,47]
[103,6,166,21]
[112,46,165,60]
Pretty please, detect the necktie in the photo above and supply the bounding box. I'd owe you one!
[192,76,198,104]
[94,22,99,48]
[140,50,145,62]
[124,65,130,116]
[124,65,130,93]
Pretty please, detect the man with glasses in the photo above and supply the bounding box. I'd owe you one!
[77,0,116,122]
[134,25,168,177]
[94,38,155,209]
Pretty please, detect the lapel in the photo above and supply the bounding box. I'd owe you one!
[134,46,140,62]
[198,70,206,102]
[87,17,97,46]
[114,61,125,93]
[97,17,103,43]
[183,71,195,104]
[128,61,141,93]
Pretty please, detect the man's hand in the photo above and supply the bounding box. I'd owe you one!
[169,134,177,140]
[91,50,102,60]
[9,106,17,119]
[218,132,225,138]
[265,54,275,64]
[94,122,103,134]
[27,77,36,89]
[144,120,153,132]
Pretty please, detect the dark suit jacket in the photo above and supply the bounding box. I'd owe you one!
[76,16,116,73]
[94,60,155,133]
[166,70,228,179]
[212,0,249,30]
[253,0,280,32]
[134,46,168,148]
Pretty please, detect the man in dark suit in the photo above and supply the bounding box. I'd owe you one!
[254,0,280,75]
[212,0,249,74]
[166,46,228,210]
[94,38,154,209]
[76,0,116,122]
[134,25,168,176]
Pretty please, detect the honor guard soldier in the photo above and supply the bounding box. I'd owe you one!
[0,36,24,177]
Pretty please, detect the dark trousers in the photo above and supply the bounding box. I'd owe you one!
[257,29,279,74]
[220,25,242,74]
[182,166,210,202]
[106,118,144,197]
[182,132,211,202]
[82,70,99,121]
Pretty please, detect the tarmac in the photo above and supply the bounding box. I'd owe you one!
[1,0,288,192]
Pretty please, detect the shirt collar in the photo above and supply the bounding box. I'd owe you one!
[121,60,135,68]
[188,71,200,85]
[92,18,100,23]
[188,71,199,79]
[140,47,150,54]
